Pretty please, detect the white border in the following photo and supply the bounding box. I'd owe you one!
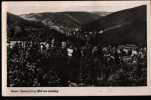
[2,1,151,96]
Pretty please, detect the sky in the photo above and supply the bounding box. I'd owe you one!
[3,1,150,15]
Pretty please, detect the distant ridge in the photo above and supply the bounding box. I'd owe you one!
[19,11,105,27]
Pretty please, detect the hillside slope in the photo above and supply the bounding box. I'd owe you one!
[83,5,147,47]
[82,5,146,31]
[7,12,64,42]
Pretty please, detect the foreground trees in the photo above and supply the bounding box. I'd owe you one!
[7,40,147,87]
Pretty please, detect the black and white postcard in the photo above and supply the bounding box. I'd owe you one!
[2,0,151,96]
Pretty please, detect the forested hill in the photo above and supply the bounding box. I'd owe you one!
[82,5,147,47]
[82,5,146,32]
[7,12,65,42]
